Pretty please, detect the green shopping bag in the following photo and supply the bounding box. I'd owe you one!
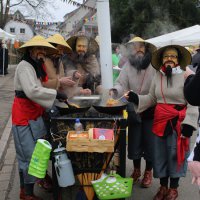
[28,139,52,178]
[92,173,133,200]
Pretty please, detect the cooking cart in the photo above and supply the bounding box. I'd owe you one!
[49,108,127,200]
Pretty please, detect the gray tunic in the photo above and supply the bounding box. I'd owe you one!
[14,60,56,109]
[113,61,156,97]
[137,70,199,177]
[113,61,156,161]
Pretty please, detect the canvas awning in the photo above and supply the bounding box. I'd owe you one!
[0,28,16,40]
[146,25,200,47]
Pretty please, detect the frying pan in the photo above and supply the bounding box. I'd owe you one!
[55,99,90,115]
[55,96,100,115]
[92,98,127,115]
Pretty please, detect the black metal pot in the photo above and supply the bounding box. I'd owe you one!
[92,99,127,115]
[55,96,101,115]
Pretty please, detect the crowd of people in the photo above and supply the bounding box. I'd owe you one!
[9,32,200,200]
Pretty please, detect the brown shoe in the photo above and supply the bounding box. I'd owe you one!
[130,168,141,183]
[153,186,168,200]
[141,170,152,188]
[20,188,25,200]
[20,195,42,200]
[164,188,178,200]
[22,194,43,200]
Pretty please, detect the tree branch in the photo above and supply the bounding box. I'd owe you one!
[9,0,25,8]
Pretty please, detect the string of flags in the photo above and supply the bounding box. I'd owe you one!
[10,15,97,29]
[62,0,96,11]
[9,16,98,36]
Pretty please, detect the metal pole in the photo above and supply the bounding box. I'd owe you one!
[97,0,113,89]
[2,48,5,76]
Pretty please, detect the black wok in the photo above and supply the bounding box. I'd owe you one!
[55,99,91,115]
[92,99,127,115]
[55,96,100,115]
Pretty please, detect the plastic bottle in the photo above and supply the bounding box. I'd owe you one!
[74,118,83,134]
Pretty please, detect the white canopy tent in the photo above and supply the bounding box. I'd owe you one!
[174,31,200,46]
[0,28,16,40]
[146,25,200,47]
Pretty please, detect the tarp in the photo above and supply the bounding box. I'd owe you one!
[146,25,200,47]
[0,28,16,40]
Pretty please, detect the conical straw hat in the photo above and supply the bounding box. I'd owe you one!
[151,45,191,71]
[19,35,58,55]
[66,35,99,54]
[127,36,157,53]
[47,34,72,53]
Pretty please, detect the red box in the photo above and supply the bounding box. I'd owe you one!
[93,128,114,140]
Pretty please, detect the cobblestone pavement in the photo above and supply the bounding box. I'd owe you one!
[0,65,200,200]
[0,65,16,200]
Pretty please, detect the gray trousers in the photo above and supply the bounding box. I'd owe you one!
[128,113,154,162]
[152,131,189,178]
[12,125,37,184]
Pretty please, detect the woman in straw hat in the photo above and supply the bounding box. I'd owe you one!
[109,36,157,188]
[63,35,102,95]
[11,35,68,200]
[125,45,199,200]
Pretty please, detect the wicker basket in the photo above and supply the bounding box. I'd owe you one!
[66,129,114,153]
[92,174,133,199]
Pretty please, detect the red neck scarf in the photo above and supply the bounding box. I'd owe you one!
[41,63,48,82]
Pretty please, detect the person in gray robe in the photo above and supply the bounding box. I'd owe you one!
[125,45,199,200]
[109,37,156,188]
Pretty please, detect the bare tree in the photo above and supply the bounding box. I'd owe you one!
[0,0,55,28]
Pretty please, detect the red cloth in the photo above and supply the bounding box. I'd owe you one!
[41,64,48,82]
[152,103,189,169]
[12,97,44,126]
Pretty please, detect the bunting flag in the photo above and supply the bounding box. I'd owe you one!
[9,16,97,33]
[62,0,96,11]
[8,13,98,38]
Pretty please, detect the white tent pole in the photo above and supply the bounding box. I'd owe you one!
[97,0,113,89]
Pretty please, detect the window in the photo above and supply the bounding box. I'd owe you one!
[20,28,25,34]
[10,28,15,33]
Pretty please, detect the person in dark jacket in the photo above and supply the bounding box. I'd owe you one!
[184,63,200,193]
[184,65,200,106]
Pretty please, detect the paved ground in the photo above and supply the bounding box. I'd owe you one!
[0,65,200,200]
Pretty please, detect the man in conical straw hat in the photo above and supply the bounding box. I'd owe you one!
[62,34,102,95]
[125,45,199,200]
[12,35,69,200]
[44,33,84,98]
[109,36,157,188]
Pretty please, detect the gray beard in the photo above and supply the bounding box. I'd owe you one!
[128,51,151,71]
